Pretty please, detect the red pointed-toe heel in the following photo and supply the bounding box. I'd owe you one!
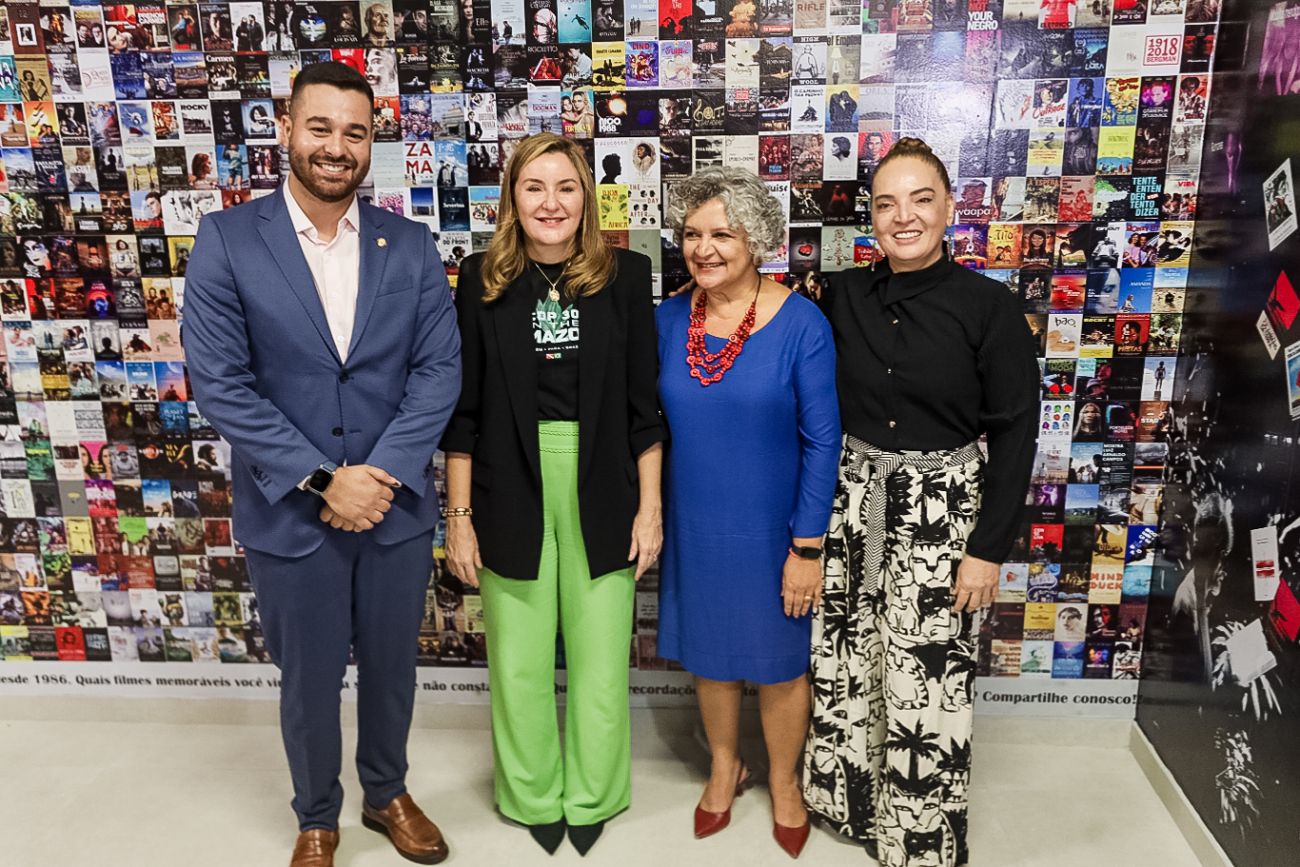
[772,818,811,859]
[693,762,751,839]
[771,787,811,858]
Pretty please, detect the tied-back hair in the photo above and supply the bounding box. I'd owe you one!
[479,132,615,304]
[874,136,952,194]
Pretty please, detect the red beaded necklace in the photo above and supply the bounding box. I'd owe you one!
[686,275,762,386]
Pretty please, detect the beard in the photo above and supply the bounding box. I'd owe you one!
[288,146,368,203]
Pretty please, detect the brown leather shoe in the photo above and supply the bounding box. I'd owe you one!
[290,829,338,867]
[361,793,449,864]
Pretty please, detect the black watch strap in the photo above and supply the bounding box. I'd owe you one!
[790,544,823,560]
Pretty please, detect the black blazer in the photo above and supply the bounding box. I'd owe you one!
[440,248,665,580]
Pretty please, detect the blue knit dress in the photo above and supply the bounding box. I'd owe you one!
[656,291,841,684]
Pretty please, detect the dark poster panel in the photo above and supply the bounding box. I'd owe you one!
[1137,1,1300,864]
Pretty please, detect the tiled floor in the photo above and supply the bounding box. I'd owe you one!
[0,699,1201,866]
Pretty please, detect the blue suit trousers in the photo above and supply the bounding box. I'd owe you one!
[245,529,434,831]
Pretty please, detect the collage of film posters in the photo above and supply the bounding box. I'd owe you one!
[0,0,1219,681]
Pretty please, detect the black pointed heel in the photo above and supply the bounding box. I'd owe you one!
[527,819,567,855]
[567,820,605,856]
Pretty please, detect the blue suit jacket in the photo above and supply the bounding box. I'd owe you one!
[182,188,461,557]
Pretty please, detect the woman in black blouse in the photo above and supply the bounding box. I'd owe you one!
[802,139,1038,867]
[441,133,665,857]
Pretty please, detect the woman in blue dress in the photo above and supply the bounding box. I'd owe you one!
[657,167,840,859]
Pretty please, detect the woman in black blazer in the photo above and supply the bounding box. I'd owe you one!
[440,133,664,857]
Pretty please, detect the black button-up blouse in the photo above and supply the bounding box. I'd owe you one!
[817,256,1040,563]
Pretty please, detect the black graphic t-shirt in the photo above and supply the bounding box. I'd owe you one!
[529,260,580,420]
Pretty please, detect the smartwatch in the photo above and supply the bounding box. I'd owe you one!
[789,544,822,560]
[306,461,338,496]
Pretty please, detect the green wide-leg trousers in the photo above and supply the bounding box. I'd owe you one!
[479,421,635,826]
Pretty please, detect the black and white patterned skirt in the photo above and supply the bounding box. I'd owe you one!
[804,435,983,867]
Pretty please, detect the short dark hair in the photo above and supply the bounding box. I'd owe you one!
[290,60,374,107]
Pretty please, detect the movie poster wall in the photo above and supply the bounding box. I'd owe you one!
[1137,0,1300,861]
[0,0,1218,699]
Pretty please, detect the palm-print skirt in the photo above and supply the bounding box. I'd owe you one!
[803,435,983,867]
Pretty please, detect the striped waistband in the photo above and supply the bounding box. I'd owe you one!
[538,420,579,453]
[843,434,983,475]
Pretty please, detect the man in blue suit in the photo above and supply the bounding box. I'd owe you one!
[183,62,461,867]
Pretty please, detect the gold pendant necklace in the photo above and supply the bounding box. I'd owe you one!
[533,260,567,301]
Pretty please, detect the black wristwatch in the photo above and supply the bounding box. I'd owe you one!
[306,461,338,496]
[789,544,823,560]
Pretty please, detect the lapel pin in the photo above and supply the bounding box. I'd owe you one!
[377,237,387,247]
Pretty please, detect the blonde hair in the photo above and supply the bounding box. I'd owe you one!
[479,132,615,303]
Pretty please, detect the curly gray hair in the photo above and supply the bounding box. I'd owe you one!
[664,167,786,260]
